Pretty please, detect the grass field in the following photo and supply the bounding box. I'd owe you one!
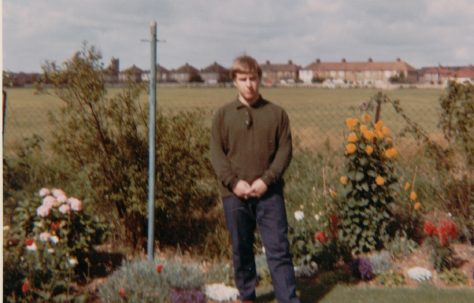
[3,86,445,156]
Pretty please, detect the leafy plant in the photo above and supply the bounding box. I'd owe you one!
[337,107,398,253]
[368,251,392,275]
[376,270,406,287]
[439,269,468,286]
[204,261,234,286]
[163,259,205,291]
[423,219,458,272]
[384,230,418,258]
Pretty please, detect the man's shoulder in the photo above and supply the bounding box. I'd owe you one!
[260,97,288,115]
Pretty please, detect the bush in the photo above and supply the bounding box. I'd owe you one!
[4,188,107,302]
[37,44,220,252]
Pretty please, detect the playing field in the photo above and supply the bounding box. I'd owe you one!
[3,86,444,156]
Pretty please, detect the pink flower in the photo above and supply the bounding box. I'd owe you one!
[118,287,126,299]
[57,194,68,204]
[68,197,82,211]
[59,204,71,214]
[25,239,37,251]
[51,188,66,199]
[42,196,56,208]
[39,187,50,197]
[39,232,51,242]
[36,205,51,217]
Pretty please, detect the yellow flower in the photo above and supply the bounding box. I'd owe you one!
[329,189,337,198]
[347,132,358,143]
[384,147,398,159]
[382,126,391,136]
[360,124,369,133]
[375,120,384,131]
[345,118,359,130]
[362,113,371,122]
[345,143,357,154]
[375,175,385,186]
[404,182,411,191]
[414,202,422,210]
[362,130,375,141]
[365,145,374,155]
[340,176,348,185]
[410,191,417,201]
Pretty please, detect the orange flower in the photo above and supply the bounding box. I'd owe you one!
[382,126,391,136]
[340,176,348,185]
[375,175,385,186]
[118,287,126,299]
[329,189,337,198]
[404,182,411,191]
[414,202,422,210]
[375,129,384,139]
[375,120,384,130]
[360,124,369,133]
[347,132,358,143]
[362,130,375,141]
[384,147,398,159]
[156,264,164,273]
[362,113,371,122]
[410,191,417,201]
[345,143,357,154]
[345,118,359,130]
[365,145,374,155]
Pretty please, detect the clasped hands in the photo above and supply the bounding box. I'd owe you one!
[233,179,268,200]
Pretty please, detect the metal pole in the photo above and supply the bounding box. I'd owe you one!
[147,21,157,261]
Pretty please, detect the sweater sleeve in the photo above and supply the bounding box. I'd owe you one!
[210,108,239,191]
[261,109,292,186]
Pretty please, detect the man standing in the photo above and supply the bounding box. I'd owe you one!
[210,55,300,303]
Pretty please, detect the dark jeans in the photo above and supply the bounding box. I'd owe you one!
[223,192,300,303]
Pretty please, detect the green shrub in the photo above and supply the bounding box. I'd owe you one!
[98,259,169,303]
[204,261,234,286]
[164,259,205,290]
[368,251,392,275]
[36,45,220,251]
[376,270,406,287]
[336,108,398,253]
[439,268,469,286]
[384,230,418,258]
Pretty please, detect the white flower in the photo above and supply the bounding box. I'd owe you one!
[3,225,10,231]
[48,248,55,253]
[314,214,320,221]
[59,204,71,214]
[50,235,59,244]
[26,242,37,251]
[262,246,266,254]
[204,283,239,302]
[67,197,82,211]
[39,232,51,242]
[36,205,51,217]
[294,210,304,221]
[42,196,56,208]
[39,188,50,197]
[69,257,79,267]
[51,188,66,199]
[407,267,432,282]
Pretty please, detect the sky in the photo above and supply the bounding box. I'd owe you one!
[3,0,474,73]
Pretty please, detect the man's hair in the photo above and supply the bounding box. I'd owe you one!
[230,55,262,80]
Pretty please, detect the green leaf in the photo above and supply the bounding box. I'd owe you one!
[355,171,364,181]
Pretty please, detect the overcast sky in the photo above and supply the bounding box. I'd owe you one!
[4,0,474,72]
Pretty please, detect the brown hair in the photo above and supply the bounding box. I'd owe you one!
[230,55,262,80]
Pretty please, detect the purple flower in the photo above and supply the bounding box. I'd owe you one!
[352,257,374,280]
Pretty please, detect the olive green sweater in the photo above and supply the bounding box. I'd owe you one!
[210,96,292,197]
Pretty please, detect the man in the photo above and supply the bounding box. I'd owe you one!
[210,55,300,303]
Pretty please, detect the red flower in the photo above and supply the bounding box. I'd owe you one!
[118,287,126,299]
[156,264,164,273]
[51,221,61,231]
[423,221,437,237]
[329,214,339,238]
[24,238,34,246]
[22,279,30,294]
[438,219,457,246]
[315,231,327,244]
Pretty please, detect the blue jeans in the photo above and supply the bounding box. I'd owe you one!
[223,193,300,303]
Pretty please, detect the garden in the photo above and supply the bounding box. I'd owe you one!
[3,46,474,302]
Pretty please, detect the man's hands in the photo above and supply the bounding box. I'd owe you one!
[233,178,268,199]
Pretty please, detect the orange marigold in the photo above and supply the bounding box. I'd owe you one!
[362,130,375,141]
[375,120,384,130]
[410,191,417,201]
[404,182,411,191]
[329,189,337,198]
[340,176,348,185]
[347,132,358,143]
[345,143,357,154]
[365,145,374,155]
[382,126,391,136]
[375,175,385,186]
[414,202,422,210]
[384,147,398,158]
[345,118,359,130]
[362,113,371,122]
[360,124,369,133]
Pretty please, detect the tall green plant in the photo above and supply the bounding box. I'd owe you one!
[37,44,219,250]
[337,109,398,254]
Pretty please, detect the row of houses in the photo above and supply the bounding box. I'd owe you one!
[4,58,474,87]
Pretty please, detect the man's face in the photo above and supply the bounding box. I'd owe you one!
[234,72,260,104]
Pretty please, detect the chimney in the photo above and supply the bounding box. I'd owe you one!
[288,60,293,65]
[368,57,373,62]
[341,58,346,63]
[316,58,321,63]
[266,60,270,65]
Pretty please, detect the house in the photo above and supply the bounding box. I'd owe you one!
[104,58,120,83]
[260,60,300,85]
[141,64,171,83]
[200,62,230,84]
[119,65,143,82]
[418,65,474,84]
[170,63,201,83]
[455,66,474,83]
[300,58,417,85]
